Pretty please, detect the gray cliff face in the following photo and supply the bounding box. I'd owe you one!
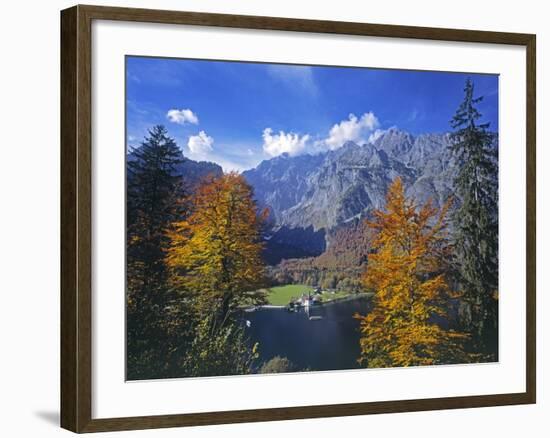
[404,133,457,209]
[373,127,415,158]
[244,129,461,234]
[281,141,416,230]
[242,153,325,223]
[176,156,223,188]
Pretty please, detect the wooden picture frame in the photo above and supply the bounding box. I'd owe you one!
[61,4,536,433]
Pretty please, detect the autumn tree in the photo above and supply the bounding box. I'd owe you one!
[167,173,267,375]
[126,125,187,379]
[356,178,468,368]
[449,79,498,353]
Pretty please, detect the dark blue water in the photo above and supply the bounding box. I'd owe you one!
[243,297,372,372]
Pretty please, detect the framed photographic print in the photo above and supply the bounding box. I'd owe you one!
[60,4,536,433]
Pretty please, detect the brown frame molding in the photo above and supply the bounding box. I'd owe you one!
[60,4,536,433]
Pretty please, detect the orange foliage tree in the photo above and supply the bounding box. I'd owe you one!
[356,177,469,368]
[167,173,267,330]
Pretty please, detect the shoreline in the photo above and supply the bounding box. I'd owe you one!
[244,292,373,312]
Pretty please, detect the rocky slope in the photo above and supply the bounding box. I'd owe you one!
[176,156,223,189]
[242,128,479,263]
[244,128,458,232]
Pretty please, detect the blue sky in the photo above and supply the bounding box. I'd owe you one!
[126,56,498,172]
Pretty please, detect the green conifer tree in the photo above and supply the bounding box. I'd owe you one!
[449,79,498,356]
[126,125,187,379]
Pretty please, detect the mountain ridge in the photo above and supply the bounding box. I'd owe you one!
[243,128,457,231]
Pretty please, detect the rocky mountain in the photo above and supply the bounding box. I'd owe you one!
[243,153,325,224]
[243,128,473,264]
[281,140,417,230]
[176,156,223,189]
[244,128,456,229]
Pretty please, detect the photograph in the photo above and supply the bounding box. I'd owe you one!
[125,56,499,381]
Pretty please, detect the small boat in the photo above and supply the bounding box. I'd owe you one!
[309,316,323,321]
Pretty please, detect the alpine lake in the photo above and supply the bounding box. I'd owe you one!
[242,290,373,372]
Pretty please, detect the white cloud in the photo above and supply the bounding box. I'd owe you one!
[188,131,214,155]
[260,112,382,158]
[166,108,199,125]
[262,128,311,157]
[210,157,249,173]
[323,112,380,150]
[368,128,386,144]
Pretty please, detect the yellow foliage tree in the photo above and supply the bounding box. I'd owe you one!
[356,177,468,368]
[167,173,267,330]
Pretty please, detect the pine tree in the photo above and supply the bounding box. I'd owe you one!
[449,79,498,354]
[126,125,187,379]
[356,178,468,368]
